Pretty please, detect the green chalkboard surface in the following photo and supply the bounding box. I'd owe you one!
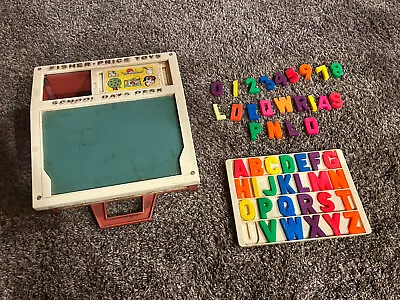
[42,96,183,195]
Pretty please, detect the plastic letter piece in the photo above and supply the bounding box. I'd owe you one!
[264,156,281,175]
[277,196,296,217]
[293,174,310,192]
[317,191,335,213]
[213,104,226,120]
[297,194,317,215]
[329,92,343,109]
[322,213,342,236]
[235,178,252,198]
[308,95,318,112]
[304,215,326,238]
[322,150,342,169]
[210,81,224,97]
[277,174,296,194]
[343,211,366,234]
[304,117,319,135]
[280,155,296,173]
[247,104,260,121]
[293,96,310,112]
[262,176,277,196]
[259,220,277,243]
[318,96,332,111]
[233,159,249,178]
[230,104,243,121]
[251,177,261,197]
[248,158,264,176]
[239,199,256,221]
[273,96,293,114]
[257,197,273,219]
[284,120,299,137]
[280,217,304,241]
[266,121,283,139]
[259,100,275,117]
[294,153,311,172]
[249,122,262,141]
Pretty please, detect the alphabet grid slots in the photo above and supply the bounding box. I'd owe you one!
[226,149,371,247]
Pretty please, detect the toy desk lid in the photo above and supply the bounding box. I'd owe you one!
[31,52,199,211]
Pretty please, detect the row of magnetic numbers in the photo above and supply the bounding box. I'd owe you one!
[210,62,343,96]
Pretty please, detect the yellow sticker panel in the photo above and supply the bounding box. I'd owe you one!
[104,65,158,92]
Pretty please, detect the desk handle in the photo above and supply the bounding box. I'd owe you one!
[90,194,157,228]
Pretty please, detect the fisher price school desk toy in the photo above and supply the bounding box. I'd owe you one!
[30,52,199,228]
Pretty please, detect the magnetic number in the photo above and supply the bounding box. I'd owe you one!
[315,65,330,81]
[210,81,224,97]
[299,64,312,80]
[259,75,275,91]
[233,80,239,97]
[284,68,299,84]
[245,78,260,95]
[330,62,343,78]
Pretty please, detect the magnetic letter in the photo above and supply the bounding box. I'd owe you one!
[239,199,256,221]
[259,220,277,243]
[297,194,317,214]
[257,198,273,219]
[284,120,299,137]
[343,211,366,234]
[262,176,277,196]
[304,117,319,135]
[230,104,243,121]
[266,121,283,139]
[304,215,327,238]
[277,174,296,194]
[235,178,252,199]
[293,96,310,112]
[234,159,249,178]
[213,104,226,120]
[317,192,335,212]
[259,100,275,117]
[249,122,262,141]
[280,217,304,241]
[247,103,260,121]
[277,196,296,217]
[248,158,264,176]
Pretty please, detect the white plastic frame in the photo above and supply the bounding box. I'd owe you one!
[31,52,199,210]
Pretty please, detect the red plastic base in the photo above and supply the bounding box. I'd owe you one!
[90,194,157,229]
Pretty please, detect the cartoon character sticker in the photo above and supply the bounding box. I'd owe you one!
[107,78,122,90]
[124,78,142,88]
[107,71,119,77]
[122,68,144,75]
[144,67,153,75]
[143,75,156,87]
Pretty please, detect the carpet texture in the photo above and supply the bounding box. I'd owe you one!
[0,0,399,299]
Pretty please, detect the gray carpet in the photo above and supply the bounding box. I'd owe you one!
[1,0,399,299]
